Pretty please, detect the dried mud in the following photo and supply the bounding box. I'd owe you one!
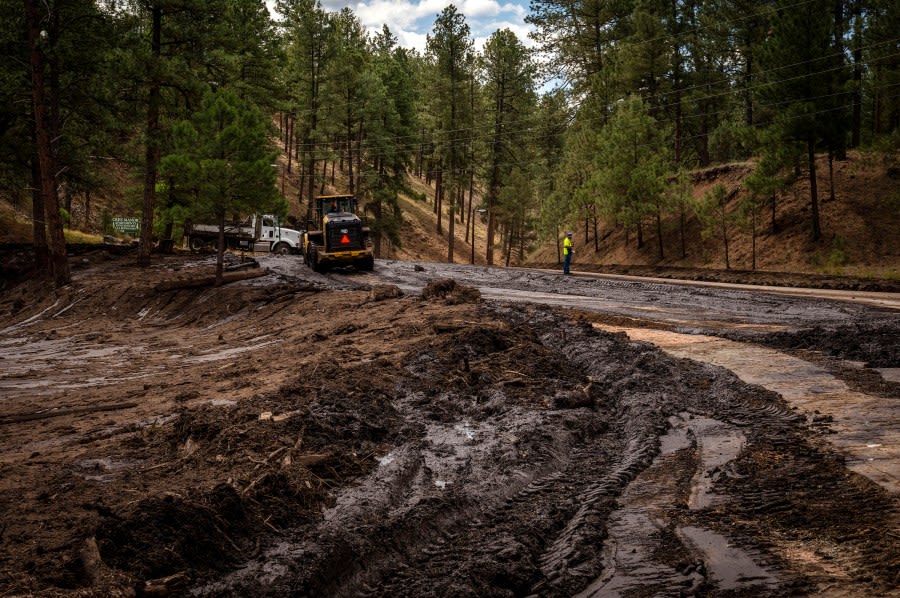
[1,249,898,597]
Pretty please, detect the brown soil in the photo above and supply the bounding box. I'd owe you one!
[1,249,898,596]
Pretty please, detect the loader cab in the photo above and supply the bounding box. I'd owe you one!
[314,194,358,221]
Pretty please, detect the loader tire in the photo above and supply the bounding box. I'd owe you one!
[309,244,321,272]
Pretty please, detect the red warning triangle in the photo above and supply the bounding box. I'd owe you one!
[340,234,351,244]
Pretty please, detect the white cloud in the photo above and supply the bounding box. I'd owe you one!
[395,29,429,52]
[269,0,534,54]
[458,0,501,18]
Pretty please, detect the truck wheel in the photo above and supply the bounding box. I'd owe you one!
[358,256,374,271]
[308,244,320,271]
[189,236,205,252]
[273,242,291,255]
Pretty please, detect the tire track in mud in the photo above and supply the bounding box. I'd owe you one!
[191,310,630,596]
[196,306,825,596]
[600,326,900,495]
[589,325,900,595]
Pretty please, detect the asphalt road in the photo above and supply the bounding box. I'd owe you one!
[272,257,900,332]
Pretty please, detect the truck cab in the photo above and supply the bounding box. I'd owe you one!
[253,214,303,255]
[186,214,303,254]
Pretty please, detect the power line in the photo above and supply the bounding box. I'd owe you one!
[280,36,900,161]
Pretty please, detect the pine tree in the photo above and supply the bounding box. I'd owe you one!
[161,90,280,284]
[479,29,536,265]
[426,5,473,263]
[757,0,850,241]
[24,0,69,286]
[278,0,334,221]
[364,26,418,257]
[589,96,669,255]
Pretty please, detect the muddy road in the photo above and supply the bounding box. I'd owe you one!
[1,251,898,597]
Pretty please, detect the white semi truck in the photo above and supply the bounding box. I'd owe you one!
[186,214,303,254]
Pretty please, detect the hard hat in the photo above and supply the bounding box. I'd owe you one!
[566,231,573,237]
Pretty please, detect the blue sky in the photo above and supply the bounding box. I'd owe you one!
[267,0,536,53]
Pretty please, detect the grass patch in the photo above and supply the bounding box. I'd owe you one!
[64,229,105,244]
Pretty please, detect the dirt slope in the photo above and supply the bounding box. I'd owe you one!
[526,151,900,278]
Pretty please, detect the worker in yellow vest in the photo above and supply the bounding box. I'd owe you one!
[563,231,573,275]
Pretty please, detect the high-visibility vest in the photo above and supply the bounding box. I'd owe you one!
[563,236,572,255]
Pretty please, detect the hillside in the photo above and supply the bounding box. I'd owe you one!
[2,150,898,283]
[330,149,900,281]
[524,150,900,279]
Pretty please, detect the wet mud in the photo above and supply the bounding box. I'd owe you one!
[1,251,898,596]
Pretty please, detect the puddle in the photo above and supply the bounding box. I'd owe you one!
[578,414,777,596]
[677,526,779,590]
[75,457,136,482]
[876,368,900,383]
[681,416,746,510]
[596,325,900,495]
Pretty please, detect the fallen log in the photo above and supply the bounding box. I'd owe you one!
[142,571,189,596]
[0,401,139,425]
[154,268,266,292]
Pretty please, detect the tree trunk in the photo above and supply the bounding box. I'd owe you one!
[84,190,91,231]
[447,185,455,263]
[305,70,319,220]
[807,138,821,241]
[555,225,561,264]
[486,158,499,265]
[25,0,69,286]
[470,195,475,265]
[504,223,512,267]
[828,150,836,202]
[745,43,754,126]
[465,170,473,243]
[138,4,161,268]
[770,193,777,234]
[287,116,293,173]
[720,199,730,270]
[30,146,49,270]
[298,160,305,206]
[294,118,301,164]
[656,202,664,260]
[306,151,316,222]
[415,130,423,178]
[851,0,862,147]
[751,209,757,271]
[518,221,525,264]
[435,167,443,234]
[346,104,354,195]
[215,210,225,286]
[355,123,364,197]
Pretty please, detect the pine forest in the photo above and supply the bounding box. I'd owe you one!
[4,0,900,287]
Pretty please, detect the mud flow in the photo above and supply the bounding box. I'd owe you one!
[0,252,898,597]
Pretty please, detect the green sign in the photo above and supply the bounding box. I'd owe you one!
[111,217,140,235]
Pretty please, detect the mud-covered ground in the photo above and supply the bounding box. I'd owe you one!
[1,249,898,597]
